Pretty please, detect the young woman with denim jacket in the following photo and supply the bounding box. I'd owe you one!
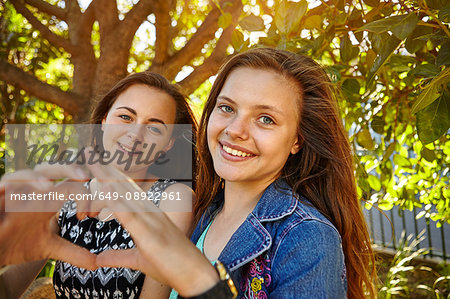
[90,48,377,298]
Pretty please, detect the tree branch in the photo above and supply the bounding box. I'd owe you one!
[157,0,242,80]
[178,22,236,94]
[120,0,157,39]
[95,0,119,37]
[24,0,67,20]
[153,0,172,64]
[10,0,78,55]
[0,60,86,114]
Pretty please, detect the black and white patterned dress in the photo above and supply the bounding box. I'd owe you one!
[53,179,176,299]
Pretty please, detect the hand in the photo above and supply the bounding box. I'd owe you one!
[86,161,219,297]
[0,164,96,269]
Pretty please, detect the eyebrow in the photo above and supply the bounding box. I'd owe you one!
[217,95,284,115]
[115,106,168,129]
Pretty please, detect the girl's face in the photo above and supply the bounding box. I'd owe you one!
[102,84,176,178]
[207,67,301,186]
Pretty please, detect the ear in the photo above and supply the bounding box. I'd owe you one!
[290,134,303,155]
[101,116,106,131]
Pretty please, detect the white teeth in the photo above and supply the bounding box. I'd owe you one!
[222,144,252,157]
[119,143,133,152]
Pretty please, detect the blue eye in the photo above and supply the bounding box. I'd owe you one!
[219,105,233,113]
[119,115,131,121]
[147,125,162,135]
[259,116,274,125]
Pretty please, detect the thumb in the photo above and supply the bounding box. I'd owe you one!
[96,248,140,270]
[49,236,97,270]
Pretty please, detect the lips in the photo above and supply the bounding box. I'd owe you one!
[219,141,255,159]
[117,142,143,155]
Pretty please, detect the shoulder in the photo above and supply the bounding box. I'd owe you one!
[158,183,194,236]
[266,199,347,297]
[270,195,343,263]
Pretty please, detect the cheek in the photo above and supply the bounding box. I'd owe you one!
[206,115,219,146]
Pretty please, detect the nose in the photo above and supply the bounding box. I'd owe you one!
[225,114,249,140]
[125,124,145,142]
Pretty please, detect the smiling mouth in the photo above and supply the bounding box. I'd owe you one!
[117,142,142,154]
[221,144,254,157]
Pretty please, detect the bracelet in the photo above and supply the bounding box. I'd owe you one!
[178,261,238,299]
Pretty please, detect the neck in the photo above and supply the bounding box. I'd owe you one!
[220,178,276,217]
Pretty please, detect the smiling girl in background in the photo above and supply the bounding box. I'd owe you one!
[0,72,197,299]
[94,48,376,299]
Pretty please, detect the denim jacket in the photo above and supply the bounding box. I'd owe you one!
[191,180,347,298]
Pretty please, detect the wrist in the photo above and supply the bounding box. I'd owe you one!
[177,262,219,297]
[178,261,237,299]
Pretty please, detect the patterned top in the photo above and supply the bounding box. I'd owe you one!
[53,179,176,299]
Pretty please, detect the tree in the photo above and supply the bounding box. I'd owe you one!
[1,0,449,224]
[1,0,243,120]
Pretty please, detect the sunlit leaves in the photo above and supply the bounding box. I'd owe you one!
[436,41,450,67]
[391,13,419,40]
[411,68,450,113]
[367,35,402,86]
[239,15,265,31]
[416,92,450,144]
[274,0,307,34]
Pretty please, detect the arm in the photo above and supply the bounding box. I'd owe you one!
[0,259,47,298]
[140,183,195,299]
[270,220,347,298]
[88,162,220,297]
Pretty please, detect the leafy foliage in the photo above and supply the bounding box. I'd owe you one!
[230,0,449,225]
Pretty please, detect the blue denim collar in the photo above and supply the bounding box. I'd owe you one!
[191,179,298,271]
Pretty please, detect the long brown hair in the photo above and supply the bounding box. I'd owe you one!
[90,71,197,183]
[195,48,376,298]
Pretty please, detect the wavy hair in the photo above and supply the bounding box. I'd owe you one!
[194,48,376,298]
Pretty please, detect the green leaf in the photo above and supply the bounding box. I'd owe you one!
[368,175,381,191]
[367,35,402,86]
[239,15,265,31]
[382,142,396,162]
[439,4,450,22]
[371,115,385,134]
[421,147,436,162]
[416,92,450,144]
[410,63,441,77]
[393,154,412,168]
[378,201,394,210]
[342,78,360,102]
[357,129,375,150]
[275,0,307,34]
[325,66,342,83]
[391,13,419,40]
[411,68,450,114]
[342,78,360,94]
[304,15,322,30]
[405,26,433,54]
[218,13,233,29]
[363,0,380,7]
[358,15,407,34]
[231,30,245,51]
[340,34,358,62]
[436,41,450,66]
